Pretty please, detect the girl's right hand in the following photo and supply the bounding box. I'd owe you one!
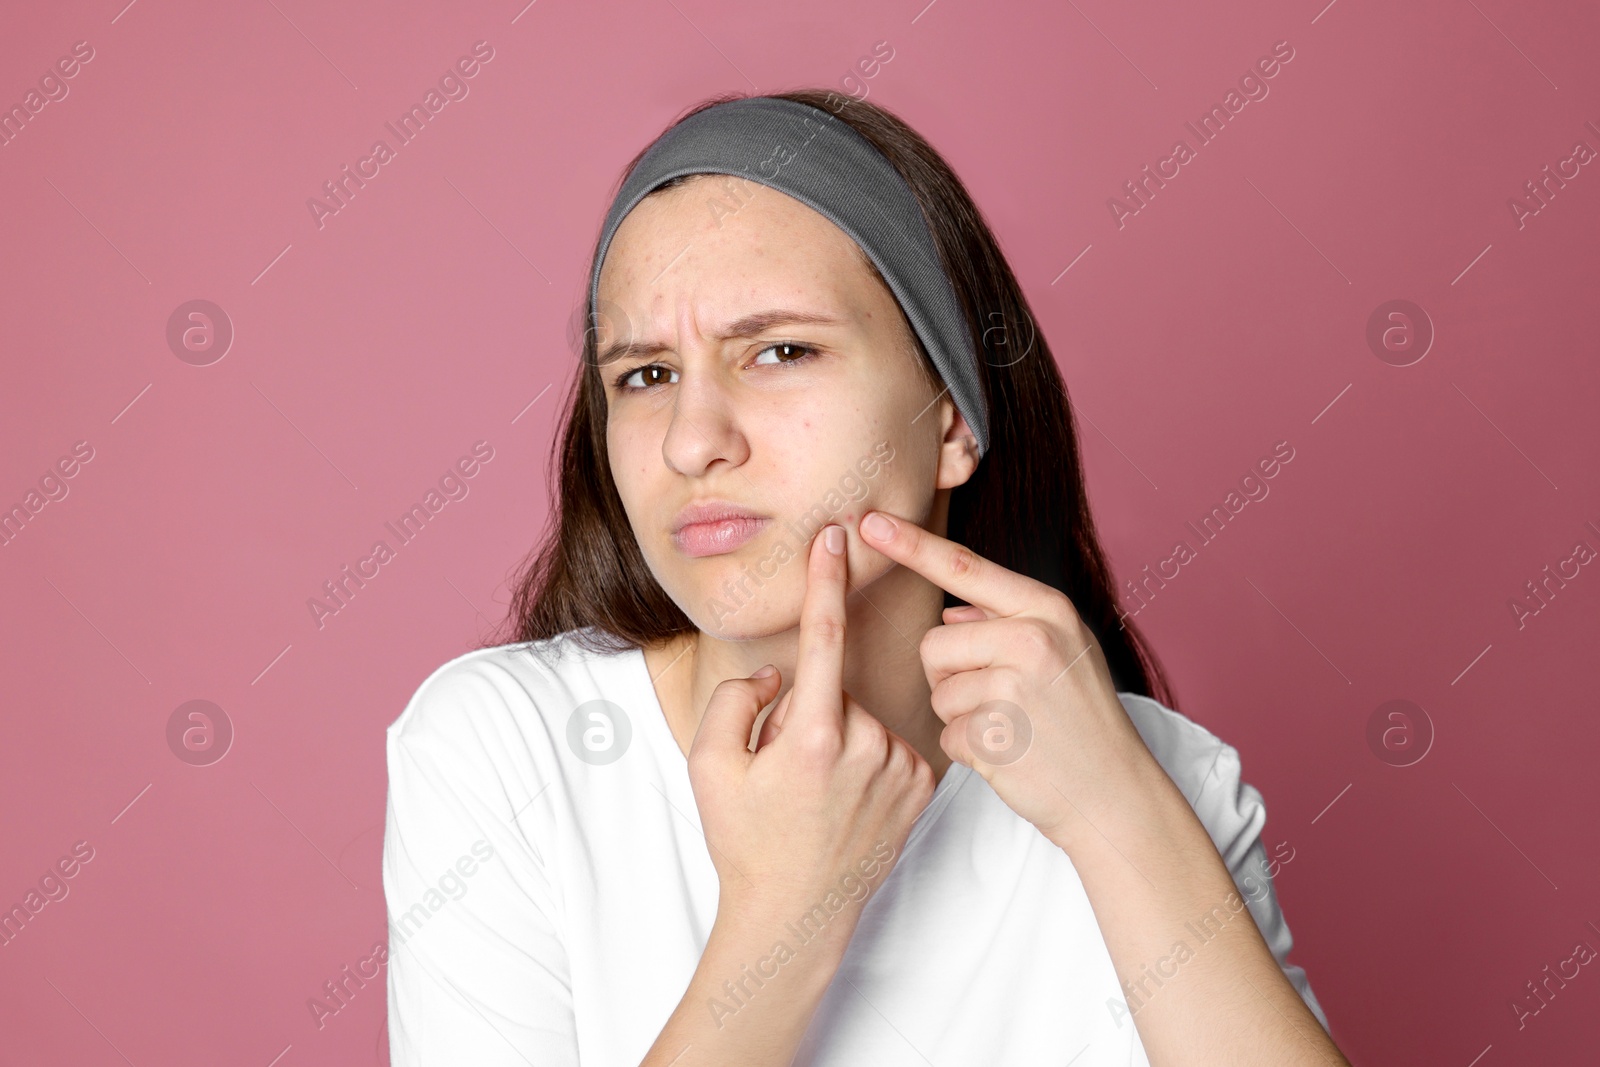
[686,523,938,936]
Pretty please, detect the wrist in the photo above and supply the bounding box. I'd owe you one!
[708,898,854,998]
[717,894,861,937]
[1041,749,1208,861]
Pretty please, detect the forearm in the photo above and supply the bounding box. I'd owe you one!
[638,901,855,1067]
[1046,760,1348,1067]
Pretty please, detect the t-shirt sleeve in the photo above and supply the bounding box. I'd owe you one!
[1124,697,1331,1035]
[1194,744,1331,1034]
[382,658,579,1066]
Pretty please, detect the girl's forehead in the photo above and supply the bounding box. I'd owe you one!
[593,177,917,359]
[602,177,867,285]
[600,245,887,339]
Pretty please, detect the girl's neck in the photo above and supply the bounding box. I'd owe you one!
[642,566,953,783]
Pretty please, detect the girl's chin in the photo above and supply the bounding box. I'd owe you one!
[692,607,796,643]
[676,585,802,641]
[668,553,894,636]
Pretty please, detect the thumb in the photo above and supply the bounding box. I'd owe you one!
[755,687,793,749]
[691,666,781,763]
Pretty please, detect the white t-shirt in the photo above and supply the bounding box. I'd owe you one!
[382,627,1329,1066]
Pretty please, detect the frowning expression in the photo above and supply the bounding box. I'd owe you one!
[595,173,962,638]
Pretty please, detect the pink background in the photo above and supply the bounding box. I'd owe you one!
[2,0,1597,1063]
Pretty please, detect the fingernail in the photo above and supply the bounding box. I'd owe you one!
[753,664,776,678]
[861,512,896,541]
[823,524,845,556]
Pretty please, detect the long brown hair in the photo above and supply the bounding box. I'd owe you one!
[485,87,1175,707]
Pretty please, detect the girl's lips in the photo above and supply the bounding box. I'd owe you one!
[672,517,770,557]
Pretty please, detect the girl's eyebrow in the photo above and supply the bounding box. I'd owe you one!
[596,308,848,367]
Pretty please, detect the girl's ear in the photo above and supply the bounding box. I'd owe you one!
[934,398,981,491]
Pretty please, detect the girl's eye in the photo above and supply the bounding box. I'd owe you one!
[751,341,817,367]
[611,342,817,392]
[614,363,677,391]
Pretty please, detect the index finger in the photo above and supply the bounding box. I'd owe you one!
[857,510,1038,617]
[786,523,848,734]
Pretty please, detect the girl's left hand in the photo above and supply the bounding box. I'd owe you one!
[857,508,1169,848]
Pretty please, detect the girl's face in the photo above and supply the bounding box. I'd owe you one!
[595,174,977,639]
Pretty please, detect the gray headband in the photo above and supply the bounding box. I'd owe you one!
[588,95,989,458]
